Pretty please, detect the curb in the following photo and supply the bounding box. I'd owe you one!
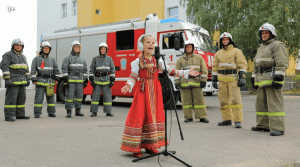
[295,159,300,167]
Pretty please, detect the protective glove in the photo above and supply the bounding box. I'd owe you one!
[251,77,258,90]
[31,77,37,84]
[89,76,95,87]
[272,74,284,89]
[25,79,30,87]
[237,71,246,87]
[109,76,115,88]
[5,79,14,88]
[200,82,206,88]
[175,83,181,90]
[51,75,60,81]
[212,75,218,89]
[62,76,69,83]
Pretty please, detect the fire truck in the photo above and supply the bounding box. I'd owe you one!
[42,14,217,109]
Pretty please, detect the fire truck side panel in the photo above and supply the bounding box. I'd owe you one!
[108,29,145,97]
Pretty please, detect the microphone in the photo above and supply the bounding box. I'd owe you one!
[154,46,160,60]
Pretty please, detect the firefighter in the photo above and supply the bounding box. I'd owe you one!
[212,32,247,128]
[61,41,88,118]
[251,23,289,136]
[89,42,115,117]
[31,41,60,118]
[175,40,209,123]
[1,38,31,122]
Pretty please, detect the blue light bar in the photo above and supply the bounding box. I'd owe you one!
[160,18,182,23]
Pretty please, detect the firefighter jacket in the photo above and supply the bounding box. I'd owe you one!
[31,53,60,86]
[212,44,247,82]
[1,49,30,85]
[89,54,115,86]
[175,53,208,88]
[61,52,88,83]
[253,38,289,87]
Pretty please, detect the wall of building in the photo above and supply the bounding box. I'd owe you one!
[78,0,164,27]
[37,0,77,51]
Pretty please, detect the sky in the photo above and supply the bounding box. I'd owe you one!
[0,1,37,67]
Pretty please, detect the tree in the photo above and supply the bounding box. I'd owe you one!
[183,0,300,60]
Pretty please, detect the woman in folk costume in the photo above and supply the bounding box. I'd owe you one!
[120,34,200,158]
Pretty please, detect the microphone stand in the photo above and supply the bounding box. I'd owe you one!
[132,47,192,167]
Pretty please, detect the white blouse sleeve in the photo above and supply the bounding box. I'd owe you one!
[126,58,140,92]
[158,57,189,79]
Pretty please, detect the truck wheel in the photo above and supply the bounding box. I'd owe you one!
[57,81,66,103]
[159,74,180,110]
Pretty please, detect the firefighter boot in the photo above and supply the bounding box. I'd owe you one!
[16,116,30,119]
[200,118,209,123]
[48,113,56,117]
[106,113,114,117]
[66,110,72,118]
[235,122,242,128]
[34,115,40,118]
[270,130,284,136]
[251,127,270,132]
[91,112,97,117]
[5,117,15,122]
[184,118,193,123]
[75,108,84,116]
[218,120,232,126]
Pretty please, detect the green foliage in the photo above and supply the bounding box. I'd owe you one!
[183,0,300,60]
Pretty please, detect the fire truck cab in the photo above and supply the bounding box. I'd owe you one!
[42,13,217,109]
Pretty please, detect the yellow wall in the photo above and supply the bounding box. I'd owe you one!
[78,0,164,27]
[140,0,164,21]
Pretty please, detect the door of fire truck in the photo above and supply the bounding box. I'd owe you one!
[158,31,186,109]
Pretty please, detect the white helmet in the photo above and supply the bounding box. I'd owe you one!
[40,41,51,54]
[99,42,108,53]
[11,38,24,48]
[137,34,156,52]
[71,40,81,52]
[219,32,235,49]
[258,23,276,37]
[41,41,51,48]
[184,40,194,53]
[220,32,233,41]
[71,40,81,47]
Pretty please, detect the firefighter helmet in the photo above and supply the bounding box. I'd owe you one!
[258,23,276,37]
[71,40,81,51]
[219,32,235,49]
[99,42,108,53]
[40,41,52,54]
[184,40,194,53]
[11,38,24,50]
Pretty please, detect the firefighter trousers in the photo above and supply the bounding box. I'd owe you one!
[4,85,26,118]
[218,80,243,122]
[180,87,207,119]
[90,85,112,114]
[255,86,285,131]
[34,86,56,115]
[65,83,83,110]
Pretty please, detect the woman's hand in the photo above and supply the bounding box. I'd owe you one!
[188,68,200,76]
[121,83,131,94]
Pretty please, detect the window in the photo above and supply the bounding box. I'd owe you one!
[61,3,67,18]
[168,7,178,19]
[162,32,184,50]
[116,30,134,51]
[72,1,77,15]
[96,9,101,15]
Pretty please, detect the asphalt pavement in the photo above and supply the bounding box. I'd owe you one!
[0,89,299,167]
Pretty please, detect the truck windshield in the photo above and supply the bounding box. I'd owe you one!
[185,30,215,52]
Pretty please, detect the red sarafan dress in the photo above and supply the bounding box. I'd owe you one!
[120,55,166,153]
